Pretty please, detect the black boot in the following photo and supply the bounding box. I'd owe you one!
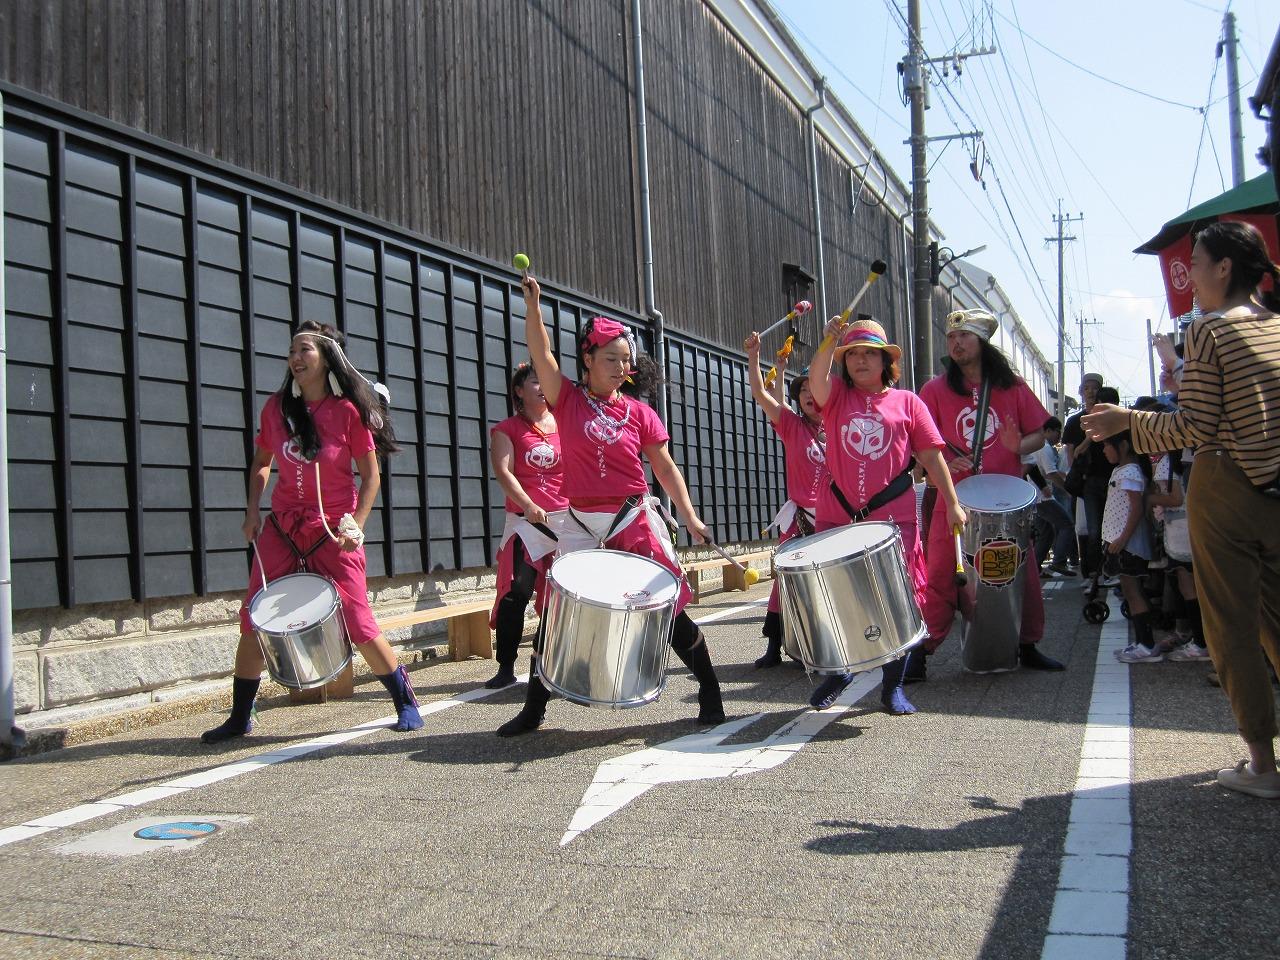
[201,676,260,744]
[672,631,725,725]
[881,651,918,715]
[487,592,526,688]
[497,656,552,737]
[377,665,424,731]
[754,611,783,669]
[1019,644,1065,671]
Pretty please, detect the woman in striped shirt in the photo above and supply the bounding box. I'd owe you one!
[1084,220,1280,800]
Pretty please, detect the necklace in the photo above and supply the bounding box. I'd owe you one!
[581,385,631,430]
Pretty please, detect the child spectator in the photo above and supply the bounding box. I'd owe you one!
[1100,430,1159,662]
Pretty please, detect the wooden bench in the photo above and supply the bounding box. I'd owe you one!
[684,549,775,603]
[288,597,495,704]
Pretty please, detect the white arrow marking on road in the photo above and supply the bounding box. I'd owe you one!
[560,670,881,845]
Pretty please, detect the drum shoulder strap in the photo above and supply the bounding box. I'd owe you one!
[970,378,993,475]
[830,468,914,524]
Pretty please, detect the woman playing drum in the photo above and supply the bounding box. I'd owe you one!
[497,276,725,736]
[201,321,421,743]
[805,318,966,713]
[744,333,827,668]
[485,363,568,689]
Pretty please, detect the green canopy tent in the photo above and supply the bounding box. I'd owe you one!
[1136,172,1278,254]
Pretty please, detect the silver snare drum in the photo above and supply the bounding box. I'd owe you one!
[775,521,925,674]
[539,549,679,709]
[954,474,1039,673]
[248,573,352,689]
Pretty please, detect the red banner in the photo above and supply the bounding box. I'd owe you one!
[1158,233,1195,318]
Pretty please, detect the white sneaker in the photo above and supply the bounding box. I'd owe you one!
[1166,642,1211,662]
[1115,643,1165,663]
[1098,575,1121,587]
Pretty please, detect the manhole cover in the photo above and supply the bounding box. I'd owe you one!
[133,821,219,841]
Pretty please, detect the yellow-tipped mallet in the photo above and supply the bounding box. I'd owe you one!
[818,257,889,352]
[706,539,760,585]
[513,252,530,280]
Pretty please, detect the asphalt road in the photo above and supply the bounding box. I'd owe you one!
[1,576,1276,960]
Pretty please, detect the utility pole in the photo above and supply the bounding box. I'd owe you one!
[1221,11,1245,187]
[905,0,933,390]
[1045,200,1083,420]
[902,0,994,387]
[1145,317,1158,395]
[1077,313,1102,388]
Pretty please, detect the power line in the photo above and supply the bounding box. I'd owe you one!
[993,9,1204,111]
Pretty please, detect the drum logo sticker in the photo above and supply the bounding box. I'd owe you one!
[864,625,882,642]
[622,590,651,602]
[287,620,307,629]
[974,538,1022,587]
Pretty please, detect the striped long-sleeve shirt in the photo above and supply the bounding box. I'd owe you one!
[1130,305,1280,487]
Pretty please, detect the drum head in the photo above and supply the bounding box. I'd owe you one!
[955,475,1038,512]
[550,550,680,608]
[249,573,340,632]
[775,521,897,570]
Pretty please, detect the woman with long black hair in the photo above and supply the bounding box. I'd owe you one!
[201,320,421,743]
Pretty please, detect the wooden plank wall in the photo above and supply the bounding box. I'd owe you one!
[0,0,918,365]
[0,0,640,314]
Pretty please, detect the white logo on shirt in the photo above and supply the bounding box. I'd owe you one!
[526,441,559,469]
[586,417,623,445]
[806,441,826,466]
[955,405,1001,450]
[281,438,314,466]
[841,413,888,461]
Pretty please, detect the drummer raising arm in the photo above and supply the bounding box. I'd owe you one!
[805,316,966,714]
[496,275,725,737]
[201,321,422,744]
[744,332,827,669]
[485,363,568,689]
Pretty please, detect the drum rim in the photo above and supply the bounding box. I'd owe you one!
[248,571,342,633]
[774,520,903,572]
[548,549,680,611]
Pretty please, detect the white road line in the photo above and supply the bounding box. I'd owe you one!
[0,598,769,851]
[1041,593,1132,960]
[561,670,882,845]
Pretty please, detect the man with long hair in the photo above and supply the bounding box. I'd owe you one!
[914,309,1066,679]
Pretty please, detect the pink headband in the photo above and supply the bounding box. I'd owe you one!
[582,317,628,350]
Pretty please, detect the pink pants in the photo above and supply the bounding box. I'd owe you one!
[922,500,1043,648]
[239,510,381,645]
[489,533,553,629]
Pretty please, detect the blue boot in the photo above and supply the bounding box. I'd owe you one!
[377,665,424,732]
[880,652,918,716]
[809,672,853,709]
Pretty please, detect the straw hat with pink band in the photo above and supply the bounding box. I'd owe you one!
[833,317,903,362]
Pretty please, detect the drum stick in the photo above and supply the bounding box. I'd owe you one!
[758,300,813,340]
[817,258,888,353]
[762,334,795,388]
[706,539,761,586]
[952,525,968,587]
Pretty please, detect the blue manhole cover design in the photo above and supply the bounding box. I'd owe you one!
[133,821,219,841]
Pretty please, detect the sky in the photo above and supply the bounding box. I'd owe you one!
[770,0,1276,402]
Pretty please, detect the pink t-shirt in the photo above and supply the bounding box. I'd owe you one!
[552,374,668,502]
[919,374,1050,481]
[815,380,944,527]
[772,409,827,509]
[491,415,568,513]
[255,394,376,517]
